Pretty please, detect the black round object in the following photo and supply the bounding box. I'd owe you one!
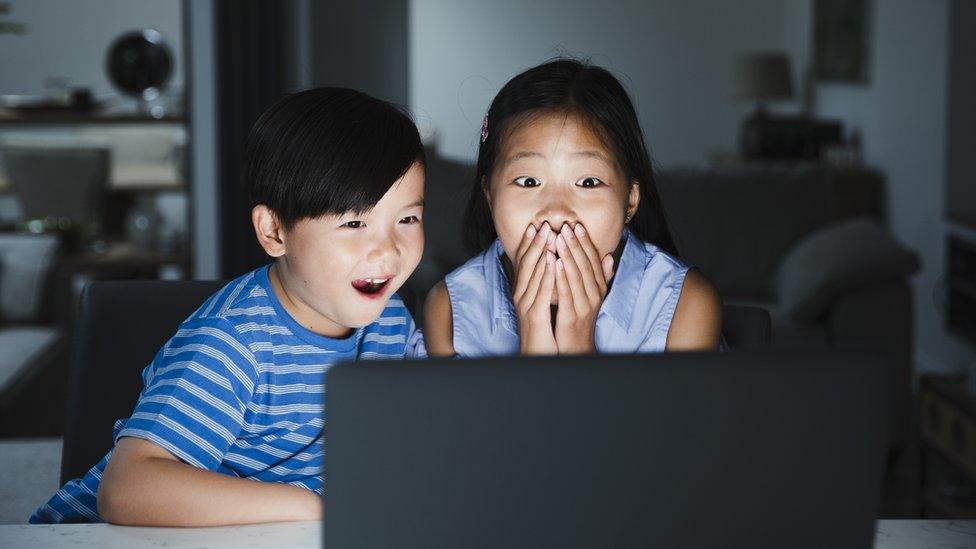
[106,29,172,100]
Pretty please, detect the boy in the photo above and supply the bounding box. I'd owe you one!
[30,88,426,525]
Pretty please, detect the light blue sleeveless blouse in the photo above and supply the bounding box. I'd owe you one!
[407,228,697,357]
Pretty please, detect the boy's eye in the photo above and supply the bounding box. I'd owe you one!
[578,177,604,188]
[343,221,364,229]
[399,215,420,224]
[514,176,540,188]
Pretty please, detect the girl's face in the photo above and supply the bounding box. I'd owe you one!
[486,111,639,267]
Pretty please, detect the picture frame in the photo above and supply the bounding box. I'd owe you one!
[813,0,871,83]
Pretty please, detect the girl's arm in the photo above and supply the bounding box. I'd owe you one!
[666,268,723,351]
[98,437,322,526]
[422,281,456,356]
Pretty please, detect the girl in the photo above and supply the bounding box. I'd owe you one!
[418,59,722,357]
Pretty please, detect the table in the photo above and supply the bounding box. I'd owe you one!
[0,520,973,548]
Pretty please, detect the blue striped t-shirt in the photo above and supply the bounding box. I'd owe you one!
[30,265,415,523]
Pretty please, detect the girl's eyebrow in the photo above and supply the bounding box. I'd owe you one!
[507,150,609,163]
[508,150,544,162]
[572,150,609,161]
[400,198,424,211]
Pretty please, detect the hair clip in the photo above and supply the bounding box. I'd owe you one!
[480,113,489,143]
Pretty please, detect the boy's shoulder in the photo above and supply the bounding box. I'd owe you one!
[186,267,273,328]
[169,268,288,356]
[175,267,414,358]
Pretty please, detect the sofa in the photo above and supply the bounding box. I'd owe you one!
[656,164,919,450]
[0,232,68,437]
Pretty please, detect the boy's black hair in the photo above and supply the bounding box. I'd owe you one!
[463,59,679,257]
[245,87,425,229]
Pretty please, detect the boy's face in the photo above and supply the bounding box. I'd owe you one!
[266,162,425,337]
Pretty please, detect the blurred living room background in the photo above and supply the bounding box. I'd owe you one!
[0,0,974,523]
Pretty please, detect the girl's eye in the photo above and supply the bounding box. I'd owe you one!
[343,221,364,229]
[578,177,604,188]
[399,215,420,224]
[514,176,541,188]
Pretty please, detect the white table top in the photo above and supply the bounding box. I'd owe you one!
[0,520,974,548]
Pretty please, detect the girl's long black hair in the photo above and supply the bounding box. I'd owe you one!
[462,59,679,258]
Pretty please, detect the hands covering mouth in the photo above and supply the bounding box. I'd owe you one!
[511,221,616,355]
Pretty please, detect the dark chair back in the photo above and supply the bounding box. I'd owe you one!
[722,304,771,349]
[60,280,225,484]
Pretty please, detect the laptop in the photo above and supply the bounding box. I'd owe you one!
[323,350,889,548]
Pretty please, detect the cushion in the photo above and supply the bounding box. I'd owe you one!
[0,233,60,323]
[0,327,60,393]
[775,218,919,323]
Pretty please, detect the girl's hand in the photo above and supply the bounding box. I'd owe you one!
[553,223,615,354]
[512,222,558,355]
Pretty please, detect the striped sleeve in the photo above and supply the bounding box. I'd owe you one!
[116,317,259,471]
[405,327,427,359]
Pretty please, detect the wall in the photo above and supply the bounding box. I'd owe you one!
[783,0,972,375]
[310,0,409,106]
[408,0,797,165]
[946,0,976,228]
[187,0,219,280]
[0,0,183,99]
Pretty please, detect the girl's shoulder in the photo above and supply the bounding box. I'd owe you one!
[666,267,723,350]
[446,240,502,280]
[443,240,507,304]
[625,232,722,350]
[632,237,688,272]
[617,230,689,288]
[421,280,455,357]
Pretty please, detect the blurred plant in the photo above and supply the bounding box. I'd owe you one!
[16,216,97,253]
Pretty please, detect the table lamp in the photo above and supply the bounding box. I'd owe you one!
[732,53,794,159]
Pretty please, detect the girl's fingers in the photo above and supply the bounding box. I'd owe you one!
[602,254,615,284]
[514,223,537,264]
[513,222,550,300]
[555,235,593,311]
[557,228,601,303]
[518,247,550,306]
[554,258,572,312]
[516,222,547,268]
[530,252,556,311]
[573,223,608,293]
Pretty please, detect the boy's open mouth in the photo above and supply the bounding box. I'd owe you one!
[351,277,392,298]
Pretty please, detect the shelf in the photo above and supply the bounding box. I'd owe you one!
[0,112,185,125]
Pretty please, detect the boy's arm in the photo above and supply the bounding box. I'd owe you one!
[98,437,321,526]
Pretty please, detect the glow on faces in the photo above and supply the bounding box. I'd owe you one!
[486,112,637,301]
[275,162,424,336]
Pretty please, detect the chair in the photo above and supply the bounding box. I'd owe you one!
[721,304,771,349]
[60,279,224,484]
